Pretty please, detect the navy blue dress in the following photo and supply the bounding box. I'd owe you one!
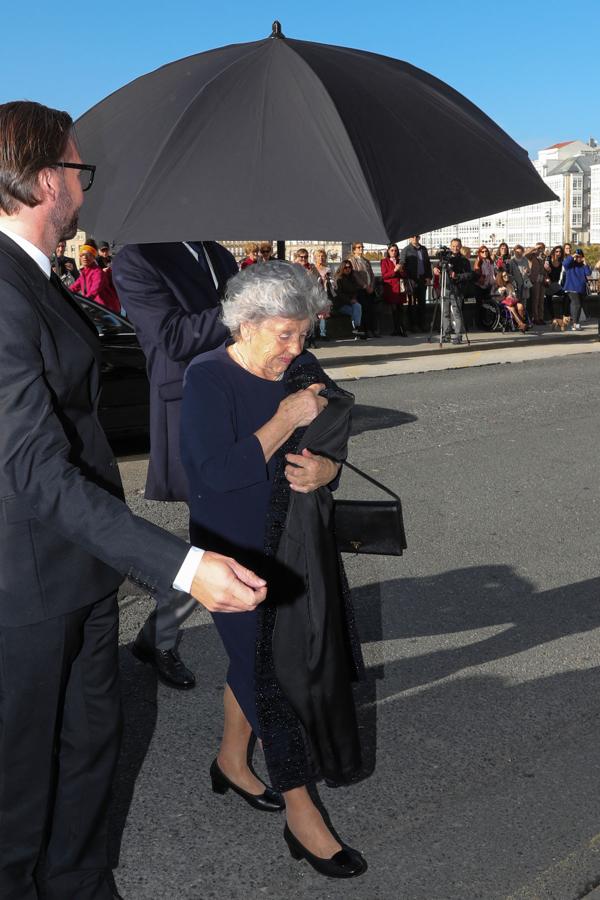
[181,341,309,733]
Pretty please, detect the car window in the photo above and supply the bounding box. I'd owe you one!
[74,295,133,336]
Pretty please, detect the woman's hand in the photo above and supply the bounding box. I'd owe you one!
[255,385,327,464]
[284,448,341,493]
[278,384,328,429]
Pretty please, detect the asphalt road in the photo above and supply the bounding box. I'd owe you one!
[112,354,600,900]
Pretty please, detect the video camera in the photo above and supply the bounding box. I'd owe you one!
[452,271,476,284]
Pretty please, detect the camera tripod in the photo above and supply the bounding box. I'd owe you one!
[427,262,470,348]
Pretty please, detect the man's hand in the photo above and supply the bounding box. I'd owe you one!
[285,448,340,493]
[190,551,267,612]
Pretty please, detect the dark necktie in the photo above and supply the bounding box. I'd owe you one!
[188,241,226,297]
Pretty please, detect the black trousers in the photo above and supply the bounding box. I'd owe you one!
[567,291,583,324]
[356,289,377,334]
[0,593,121,900]
[141,588,197,650]
[408,278,428,331]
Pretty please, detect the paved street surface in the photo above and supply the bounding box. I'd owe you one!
[112,352,600,900]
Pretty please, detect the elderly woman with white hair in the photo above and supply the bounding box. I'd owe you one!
[180,261,367,878]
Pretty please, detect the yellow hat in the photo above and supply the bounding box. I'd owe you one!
[80,244,98,257]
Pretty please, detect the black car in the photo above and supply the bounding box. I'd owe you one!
[73,295,149,439]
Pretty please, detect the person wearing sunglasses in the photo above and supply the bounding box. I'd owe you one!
[334,259,367,338]
[67,242,121,313]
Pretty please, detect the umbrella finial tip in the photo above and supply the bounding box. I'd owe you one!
[271,20,284,38]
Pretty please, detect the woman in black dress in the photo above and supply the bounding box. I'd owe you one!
[180,261,367,878]
[544,245,566,318]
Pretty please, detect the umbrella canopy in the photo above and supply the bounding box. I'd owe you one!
[76,22,555,245]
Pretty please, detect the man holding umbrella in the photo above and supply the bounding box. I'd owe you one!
[0,100,266,900]
[112,238,238,689]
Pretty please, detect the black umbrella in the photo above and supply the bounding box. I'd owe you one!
[76,22,555,244]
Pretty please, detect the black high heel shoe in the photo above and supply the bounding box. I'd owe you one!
[283,823,367,878]
[210,759,284,812]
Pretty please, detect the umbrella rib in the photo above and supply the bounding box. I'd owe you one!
[118,41,266,234]
[281,39,388,239]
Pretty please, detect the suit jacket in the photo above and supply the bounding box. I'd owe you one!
[112,242,237,501]
[0,232,188,627]
[525,250,546,284]
[399,243,433,281]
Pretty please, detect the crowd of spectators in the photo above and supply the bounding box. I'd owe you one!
[57,234,600,342]
[52,236,120,312]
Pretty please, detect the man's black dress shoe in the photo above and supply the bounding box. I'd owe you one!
[131,631,196,690]
[283,824,367,878]
[210,759,284,812]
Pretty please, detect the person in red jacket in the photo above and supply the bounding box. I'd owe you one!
[68,243,121,313]
[240,241,259,269]
[380,243,407,336]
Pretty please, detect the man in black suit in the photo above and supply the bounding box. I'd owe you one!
[400,234,432,332]
[0,100,266,900]
[112,240,238,688]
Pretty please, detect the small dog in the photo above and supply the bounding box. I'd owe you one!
[551,316,571,331]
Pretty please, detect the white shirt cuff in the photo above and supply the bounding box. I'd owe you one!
[172,546,205,593]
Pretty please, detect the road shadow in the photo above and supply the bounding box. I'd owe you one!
[109,566,600,810]
[108,567,600,898]
[109,433,150,459]
[350,404,417,436]
[351,564,600,706]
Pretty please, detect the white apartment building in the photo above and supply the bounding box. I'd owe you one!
[417,138,600,252]
[590,162,600,243]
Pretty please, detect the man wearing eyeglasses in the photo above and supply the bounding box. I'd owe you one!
[0,100,266,900]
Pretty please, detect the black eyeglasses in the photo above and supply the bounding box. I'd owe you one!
[52,162,96,192]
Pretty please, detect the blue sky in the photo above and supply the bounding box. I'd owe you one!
[2,0,598,159]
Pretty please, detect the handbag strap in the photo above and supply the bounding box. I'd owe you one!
[341,459,401,501]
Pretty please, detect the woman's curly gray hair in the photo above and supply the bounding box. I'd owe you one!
[221,260,329,335]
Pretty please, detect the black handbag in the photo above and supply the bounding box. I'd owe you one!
[334,460,407,556]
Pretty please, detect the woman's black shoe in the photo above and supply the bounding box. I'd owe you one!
[283,824,367,878]
[210,759,284,812]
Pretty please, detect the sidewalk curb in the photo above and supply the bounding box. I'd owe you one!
[313,329,599,380]
[316,330,598,370]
